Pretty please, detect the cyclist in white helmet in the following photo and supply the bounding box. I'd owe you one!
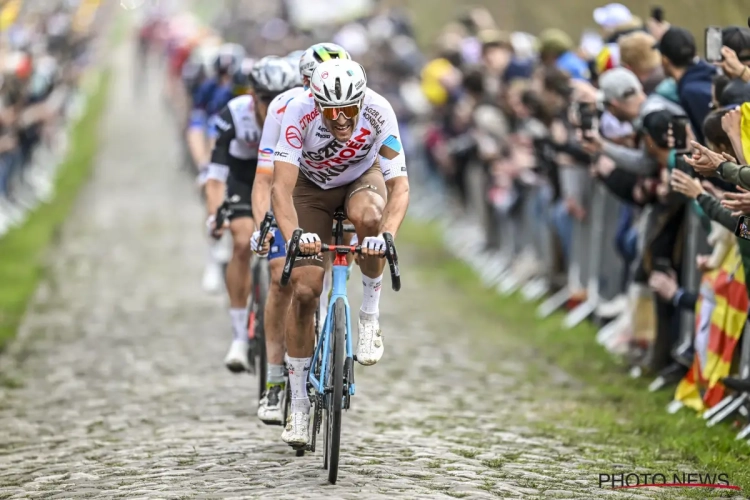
[272,59,410,446]
[205,56,298,373]
[251,43,351,425]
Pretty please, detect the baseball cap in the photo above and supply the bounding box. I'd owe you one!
[599,67,642,103]
[593,3,633,30]
[641,109,675,148]
[722,26,750,58]
[655,27,696,67]
[719,79,750,107]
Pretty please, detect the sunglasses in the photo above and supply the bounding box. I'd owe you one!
[317,102,361,121]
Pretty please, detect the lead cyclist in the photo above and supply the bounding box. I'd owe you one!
[271,59,410,446]
[251,43,353,425]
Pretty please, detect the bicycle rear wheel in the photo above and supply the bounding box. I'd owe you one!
[324,298,345,484]
[250,259,269,399]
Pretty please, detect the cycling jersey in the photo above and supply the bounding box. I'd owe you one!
[273,88,407,189]
[257,86,308,173]
[208,94,262,185]
[189,78,232,130]
[206,85,235,139]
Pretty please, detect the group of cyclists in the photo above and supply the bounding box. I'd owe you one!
[171,28,410,447]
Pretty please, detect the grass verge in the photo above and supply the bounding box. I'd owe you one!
[0,71,111,352]
[400,218,750,496]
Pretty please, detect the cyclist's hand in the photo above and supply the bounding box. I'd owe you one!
[250,230,268,255]
[299,232,321,255]
[206,214,226,239]
[362,234,386,257]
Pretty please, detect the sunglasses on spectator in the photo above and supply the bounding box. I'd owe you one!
[316,102,361,121]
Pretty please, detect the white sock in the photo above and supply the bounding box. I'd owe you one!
[360,274,382,316]
[286,356,311,414]
[229,308,248,342]
[266,363,285,386]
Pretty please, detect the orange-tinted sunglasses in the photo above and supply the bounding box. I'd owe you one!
[317,103,361,121]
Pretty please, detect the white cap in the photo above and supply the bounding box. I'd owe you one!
[593,3,632,29]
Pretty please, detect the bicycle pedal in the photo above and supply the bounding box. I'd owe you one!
[352,355,358,362]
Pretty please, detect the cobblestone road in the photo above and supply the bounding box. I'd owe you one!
[0,44,690,500]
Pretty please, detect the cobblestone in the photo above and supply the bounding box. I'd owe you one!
[0,43,717,500]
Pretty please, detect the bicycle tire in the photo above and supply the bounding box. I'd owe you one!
[254,260,270,399]
[325,298,345,484]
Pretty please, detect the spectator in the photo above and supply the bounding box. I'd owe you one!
[538,29,590,82]
[656,26,716,144]
[618,31,663,93]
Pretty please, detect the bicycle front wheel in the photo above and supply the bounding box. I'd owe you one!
[325,298,345,484]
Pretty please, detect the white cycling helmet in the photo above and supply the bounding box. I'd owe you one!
[250,56,298,96]
[309,59,367,107]
[299,43,351,78]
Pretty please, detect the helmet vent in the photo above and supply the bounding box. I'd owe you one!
[334,78,342,99]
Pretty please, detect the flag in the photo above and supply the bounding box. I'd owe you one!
[675,242,748,413]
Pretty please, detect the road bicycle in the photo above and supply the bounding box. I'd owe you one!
[280,207,401,484]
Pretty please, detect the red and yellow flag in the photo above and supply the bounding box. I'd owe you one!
[675,242,748,413]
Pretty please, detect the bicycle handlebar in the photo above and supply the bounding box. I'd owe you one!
[280,229,401,292]
[257,212,275,247]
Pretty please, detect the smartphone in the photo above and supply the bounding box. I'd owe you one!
[650,6,664,23]
[671,116,690,150]
[735,215,750,240]
[705,26,723,63]
[653,257,673,273]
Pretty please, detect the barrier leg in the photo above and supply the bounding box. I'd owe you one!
[707,393,747,427]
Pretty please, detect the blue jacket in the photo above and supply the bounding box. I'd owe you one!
[676,60,716,145]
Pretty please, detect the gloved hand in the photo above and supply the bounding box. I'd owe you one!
[251,230,262,253]
[207,214,226,239]
[298,232,321,255]
[362,234,386,256]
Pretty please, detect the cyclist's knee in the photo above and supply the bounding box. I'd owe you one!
[230,225,253,260]
[349,203,382,235]
[291,270,324,308]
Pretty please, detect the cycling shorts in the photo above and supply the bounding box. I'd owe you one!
[226,174,252,221]
[268,227,286,261]
[292,160,385,269]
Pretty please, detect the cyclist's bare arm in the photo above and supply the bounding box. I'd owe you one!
[270,160,299,243]
[251,170,272,228]
[204,107,236,215]
[378,144,410,237]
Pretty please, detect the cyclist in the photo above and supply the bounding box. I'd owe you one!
[206,56,298,373]
[188,43,244,294]
[251,43,351,425]
[272,59,410,446]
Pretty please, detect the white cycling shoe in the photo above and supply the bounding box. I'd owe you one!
[257,384,285,425]
[224,339,250,373]
[356,314,384,366]
[281,411,309,447]
[202,260,224,294]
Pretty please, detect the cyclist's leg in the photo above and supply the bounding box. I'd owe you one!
[258,229,292,424]
[344,163,387,366]
[282,178,343,445]
[223,175,255,372]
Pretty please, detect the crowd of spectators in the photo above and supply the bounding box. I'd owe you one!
[417,3,750,423]
[0,0,102,236]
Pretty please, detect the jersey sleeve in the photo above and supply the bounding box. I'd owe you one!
[273,98,309,167]
[206,106,236,182]
[257,106,283,174]
[374,103,407,182]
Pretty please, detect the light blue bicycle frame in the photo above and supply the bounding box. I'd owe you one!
[308,261,355,397]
